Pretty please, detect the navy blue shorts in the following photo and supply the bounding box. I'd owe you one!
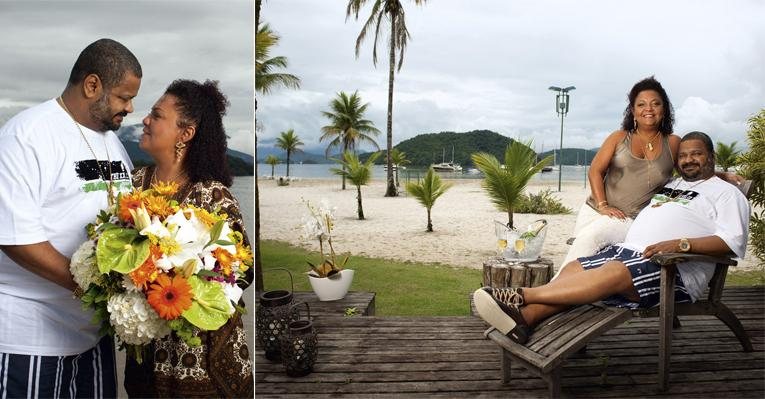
[0,335,116,399]
[578,245,692,309]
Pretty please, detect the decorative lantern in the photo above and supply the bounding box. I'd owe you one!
[280,302,318,377]
[256,268,299,362]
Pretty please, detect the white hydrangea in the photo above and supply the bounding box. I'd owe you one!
[70,240,99,290]
[107,291,170,345]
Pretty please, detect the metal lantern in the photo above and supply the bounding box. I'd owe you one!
[280,302,318,377]
[256,268,299,362]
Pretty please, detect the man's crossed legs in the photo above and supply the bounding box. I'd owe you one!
[473,245,692,344]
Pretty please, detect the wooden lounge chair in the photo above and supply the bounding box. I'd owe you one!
[483,180,754,397]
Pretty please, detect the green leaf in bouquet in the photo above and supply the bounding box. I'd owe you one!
[183,275,231,331]
[169,318,202,347]
[214,240,235,246]
[204,220,226,248]
[96,228,151,274]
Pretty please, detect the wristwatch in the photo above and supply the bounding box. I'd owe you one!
[678,238,691,253]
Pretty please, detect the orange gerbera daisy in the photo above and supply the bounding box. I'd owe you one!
[118,192,144,223]
[147,274,193,320]
[212,247,235,276]
[129,245,162,289]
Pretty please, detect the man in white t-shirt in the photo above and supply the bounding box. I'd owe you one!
[474,131,750,345]
[0,38,141,398]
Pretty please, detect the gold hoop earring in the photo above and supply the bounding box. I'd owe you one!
[175,141,186,161]
[633,118,638,132]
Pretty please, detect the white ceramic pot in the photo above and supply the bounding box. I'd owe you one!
[307,269,354,301]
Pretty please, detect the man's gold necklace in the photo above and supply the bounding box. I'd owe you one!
[57,97,115,206]
[651,176,711,208]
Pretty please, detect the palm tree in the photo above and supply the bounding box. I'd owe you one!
[275,129,303,177]
[346,0,427,197]
[716,141,740,172]
[738,108,765,265]
[256,23,301,94]
[472,140,552,229]
[331,151,381,220]
[255,1,301,291]
[406,167,452,232]
[320,91,381,190]
[264,154,279,177]
[390,148,410,187]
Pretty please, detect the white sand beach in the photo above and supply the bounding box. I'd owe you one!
[258,177,758,272]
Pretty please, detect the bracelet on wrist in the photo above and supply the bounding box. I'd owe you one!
[597,201,608,209]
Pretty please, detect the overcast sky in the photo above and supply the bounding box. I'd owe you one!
[0,0,253,154]
[258,0,764,155]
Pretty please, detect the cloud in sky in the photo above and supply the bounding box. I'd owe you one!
[258,0,764,154]
[0,0,253,154]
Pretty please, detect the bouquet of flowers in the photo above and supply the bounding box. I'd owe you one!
[299,198,347,278]
[70,181,252,360]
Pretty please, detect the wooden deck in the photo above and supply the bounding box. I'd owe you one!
[255,286,765,398]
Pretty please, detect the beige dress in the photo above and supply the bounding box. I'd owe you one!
[124,166,253,398]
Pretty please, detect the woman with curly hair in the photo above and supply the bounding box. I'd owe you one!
[124,79,253,398]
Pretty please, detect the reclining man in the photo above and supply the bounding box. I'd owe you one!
[474,131,750,344]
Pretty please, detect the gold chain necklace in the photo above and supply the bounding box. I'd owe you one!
[150,166,186,186]
[651,176,711,208]
[57,97,115,206]
[636,127,661,152]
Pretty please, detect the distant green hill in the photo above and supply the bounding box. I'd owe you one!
[392,130,515,167]
[359,129,599,167]
[539,148,598,166]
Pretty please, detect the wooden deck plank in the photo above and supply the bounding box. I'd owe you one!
[256,286,765,397]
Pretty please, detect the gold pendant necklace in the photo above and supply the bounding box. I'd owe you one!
[651,177,711,208]
[57,97,115,206]
[636,128,661,152]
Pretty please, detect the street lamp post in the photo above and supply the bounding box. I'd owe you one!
[548,85,575,192]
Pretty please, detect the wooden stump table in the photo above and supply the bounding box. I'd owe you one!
[482,257,554,289]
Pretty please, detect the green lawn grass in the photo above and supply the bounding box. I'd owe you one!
[259,239,764,315]
[260,240,482,316]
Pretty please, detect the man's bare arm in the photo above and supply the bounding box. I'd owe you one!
[0,243,76,290]
[642,236,732,259]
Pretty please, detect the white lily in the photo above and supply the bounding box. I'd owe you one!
[161,209,209,273]
[128,206,152,231]
[222,283,243,314]
[139,216,170,239]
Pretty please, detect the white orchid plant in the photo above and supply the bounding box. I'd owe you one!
[300,198,348,278]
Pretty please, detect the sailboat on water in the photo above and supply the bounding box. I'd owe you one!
[431,146,462,172]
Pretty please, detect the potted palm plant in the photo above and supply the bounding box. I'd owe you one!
[300,199,354,301]
[472,140,552,261]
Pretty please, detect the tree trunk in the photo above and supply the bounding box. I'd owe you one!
[507,208,514,229]
[384,15,397,197]
[342,164,347,190]
[426,208,433,232]
[395,168,399,187]
[254,0,263,291]
[357,185,364,220]
[270,165,274,177]
[286,151,291,177]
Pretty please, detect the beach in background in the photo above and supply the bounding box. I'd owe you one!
[258,176,759,272]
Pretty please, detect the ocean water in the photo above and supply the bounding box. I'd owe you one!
[256,163,592,184]
[230,176,254,235]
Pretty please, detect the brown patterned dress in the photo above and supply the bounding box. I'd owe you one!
[124,166,253,398]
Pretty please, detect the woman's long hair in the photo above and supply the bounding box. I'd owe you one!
[166,79,233,186]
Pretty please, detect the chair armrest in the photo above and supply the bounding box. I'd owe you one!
[651,252,738,267]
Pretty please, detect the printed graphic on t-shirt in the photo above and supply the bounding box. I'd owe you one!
[74,159,131,192]
[649,186,700,207]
